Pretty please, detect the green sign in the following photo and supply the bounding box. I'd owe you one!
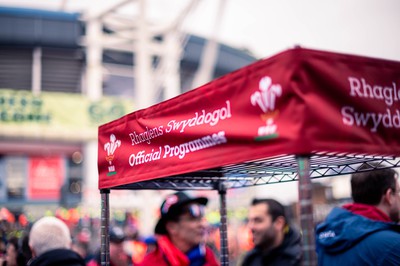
[0,89,134,140]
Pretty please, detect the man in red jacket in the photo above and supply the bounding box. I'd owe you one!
[138,191,219,266]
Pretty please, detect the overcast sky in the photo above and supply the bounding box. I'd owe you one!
[1,0,400,61]
[196,0,400,61]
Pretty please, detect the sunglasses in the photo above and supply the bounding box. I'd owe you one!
[180,204,205,220]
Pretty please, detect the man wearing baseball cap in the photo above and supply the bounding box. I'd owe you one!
[138,191,219,266]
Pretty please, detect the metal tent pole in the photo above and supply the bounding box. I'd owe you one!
[296,156,317,266]
[217,182,229,266]
[100,189,110,266]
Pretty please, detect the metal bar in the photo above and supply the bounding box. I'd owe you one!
[218,182,229,266]
[95,0,136,19]
[110,156,400,190]
[100,189,110,266]
[32,47,42,95]
[296,156,317,266]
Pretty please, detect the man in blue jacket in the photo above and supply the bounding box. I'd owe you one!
[316,165,400,265]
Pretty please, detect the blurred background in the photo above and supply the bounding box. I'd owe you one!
[0,0,399,264]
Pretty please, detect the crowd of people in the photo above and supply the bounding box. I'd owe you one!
[0,191,254,266]
[1,164,400,265]
[0,215,156,266]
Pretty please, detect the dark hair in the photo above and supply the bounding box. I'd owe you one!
[7,236,19,252]
[351,164,398,205]
[7,236,30,266]
[165,203,193,222]
[251,198,287,222]
[19,234,32,265]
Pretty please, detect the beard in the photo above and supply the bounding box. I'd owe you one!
[253,226,277,251]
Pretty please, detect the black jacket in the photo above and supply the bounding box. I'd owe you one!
[28,249,86,266]
[241,227,302,266]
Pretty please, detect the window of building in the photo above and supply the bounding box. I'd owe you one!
[0,47,33,91]
[41,47,84,93]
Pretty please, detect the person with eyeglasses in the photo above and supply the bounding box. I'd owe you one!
[137,191,219,266]
[316,164,400,265]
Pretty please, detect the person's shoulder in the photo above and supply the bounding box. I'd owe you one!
[367,228,400,243]
[358,228,400,256]
[240,248,260,266]
[362,229,400,265]
[86,258,100,266]
[137,249,166,266]
[29,248,86,266]
[204,246,219,266]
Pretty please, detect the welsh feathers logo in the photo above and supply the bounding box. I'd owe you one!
[104,134,121,176]
[251,76,282,141]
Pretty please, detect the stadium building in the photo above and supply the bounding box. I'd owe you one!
[0,4,256,230]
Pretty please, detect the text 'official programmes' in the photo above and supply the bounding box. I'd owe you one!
[128,131,227,166]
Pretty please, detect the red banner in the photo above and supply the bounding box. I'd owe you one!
[28,156,65,200]
[98,48,400,189]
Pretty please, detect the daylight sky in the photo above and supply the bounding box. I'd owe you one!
[2,0,400,61]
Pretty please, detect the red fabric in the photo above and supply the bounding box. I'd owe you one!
[343,203,391,222]
[86,258,126,266]
[0,207,15,223]
[86,259,99,266]
[98,47,400,189]
[137,235,219,266]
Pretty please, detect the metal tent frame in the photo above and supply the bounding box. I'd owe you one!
[99,154,400,266]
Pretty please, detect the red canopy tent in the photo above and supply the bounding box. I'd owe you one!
[98,47,400,265]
